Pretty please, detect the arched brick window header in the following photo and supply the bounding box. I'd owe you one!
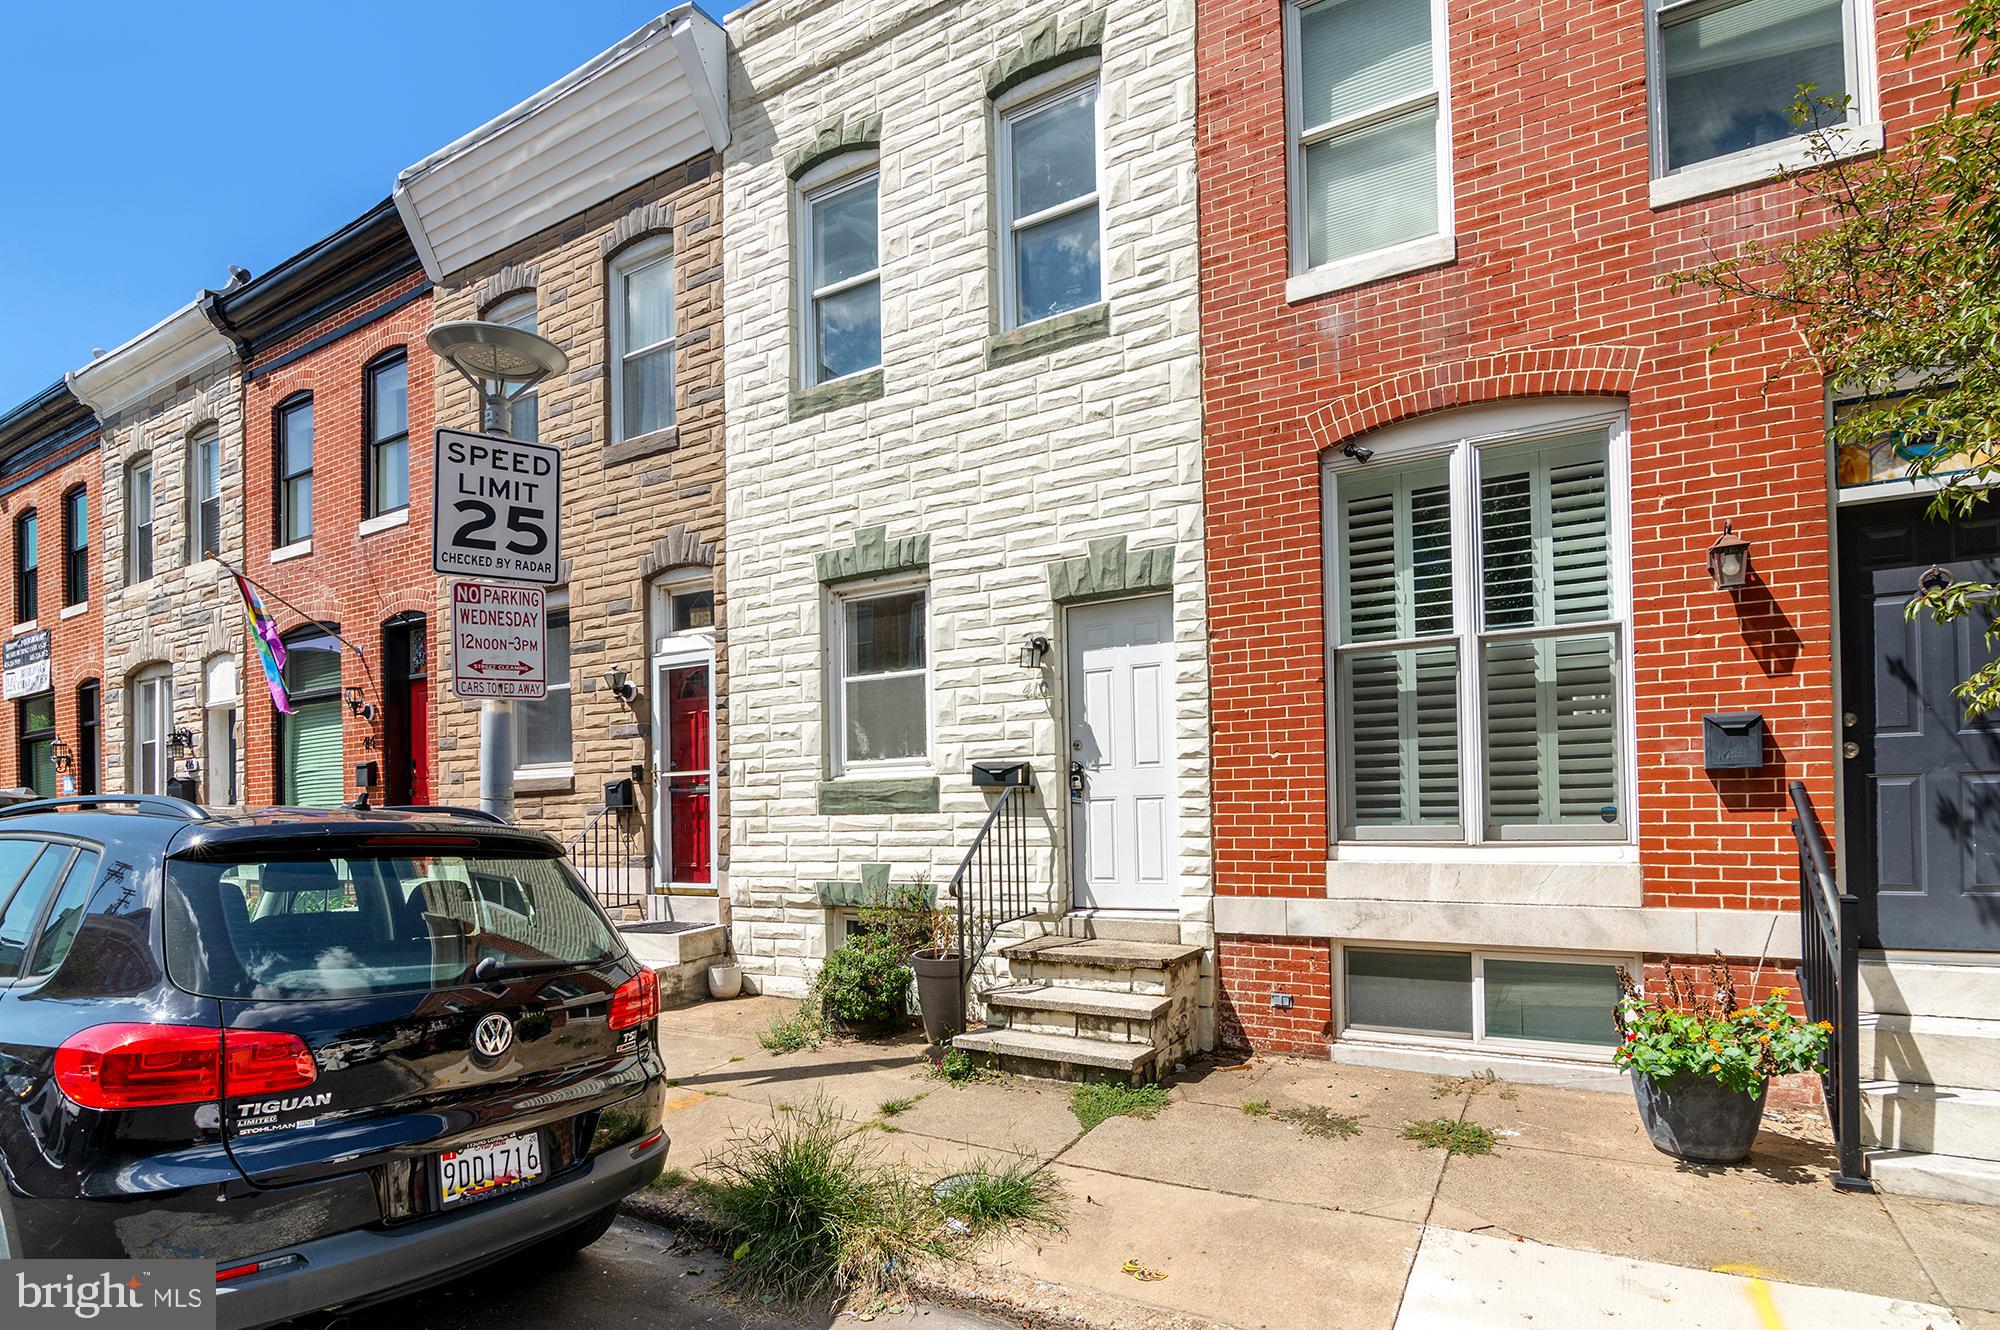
[1305,346,1644,452]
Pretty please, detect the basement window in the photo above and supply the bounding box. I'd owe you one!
[1341,945,1629,1053]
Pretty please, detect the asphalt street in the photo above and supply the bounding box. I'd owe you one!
[329,1217,1022,1330]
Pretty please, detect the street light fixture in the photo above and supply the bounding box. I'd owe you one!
[426,319,570,822]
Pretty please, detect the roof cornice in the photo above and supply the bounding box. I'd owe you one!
[206,199,423,363]
[66,300,235,421]
[0,380,96,478]
[394,5,728,283]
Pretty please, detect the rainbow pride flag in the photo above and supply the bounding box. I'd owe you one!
[233,572,293,715]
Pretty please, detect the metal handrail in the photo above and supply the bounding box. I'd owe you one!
[1788,780,1871,1192]
[567,803,652,915]
[949,784,1033,1029]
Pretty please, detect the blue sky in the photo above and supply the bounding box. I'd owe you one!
[0,1,723,409]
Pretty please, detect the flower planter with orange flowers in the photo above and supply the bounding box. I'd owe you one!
[1612,963,1832,1164]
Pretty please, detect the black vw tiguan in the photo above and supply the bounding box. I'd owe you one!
[0,796,669,1328]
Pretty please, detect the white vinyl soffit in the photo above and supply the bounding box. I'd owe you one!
[393,5,728,282]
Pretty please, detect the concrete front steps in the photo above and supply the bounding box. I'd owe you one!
[1856,954,2000,1205]
[952,921,1203,1084]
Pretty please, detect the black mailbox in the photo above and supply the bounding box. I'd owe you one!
[603,778,637,810]
[167,776,201,803]
[1702,712,1765,771]
[353,761,379,790]
[970,760,1034,789]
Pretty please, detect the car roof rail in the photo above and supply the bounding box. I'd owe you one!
[382,804,511,826]
[0,794,211,821]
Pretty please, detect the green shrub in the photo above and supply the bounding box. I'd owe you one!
[1069,1082,1171,1131]
[934,1158,1066,1233]
[817,930,913,1026]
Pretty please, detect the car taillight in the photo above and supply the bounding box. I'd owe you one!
[55,1024,316,1110]
[223,1030,318,1097]
[608,969,659,1031]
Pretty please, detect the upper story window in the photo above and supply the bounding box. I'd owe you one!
[275,395,313,547]
[189,428,221,562]
[1326,404,1629,845]
[1287,0,1451,286]
[800,169,882,386]
[998,76,1102,329]
[61,486,86,608]
[1647,0,1873,193]
[831,581,930,772]
[14,509,36,623]
[365,351,410,518]
[124,455,154,584]
[611,238,676,440]
[485,294,539,442]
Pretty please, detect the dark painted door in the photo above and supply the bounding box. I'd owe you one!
[1839,498,2000,950]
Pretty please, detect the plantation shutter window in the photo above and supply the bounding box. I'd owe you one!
[1652,0,1860,174]
[1291,0,1446,269]
[279,632,344,809]
[1335,462,1461,837]
[1330,417,1627,845]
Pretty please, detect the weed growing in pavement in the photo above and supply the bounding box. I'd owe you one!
[1400,1118,1497,1156]
[933,1158,1066,1234]
[925,1045,1002,1086]
[664,1078,681,1088]
[878,1094,926,1117]
[650,1166,692,1191]
[1274,1105,1361,1140]
[760,1007,825,1054]
[1069,1082,1171,1131]
[1429,1071,1515,1101]
[695,1096,1064,1308]
[1238,1098,1271,1117]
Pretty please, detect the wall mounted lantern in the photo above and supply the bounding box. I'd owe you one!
[1019,635,1051,669]
[1707,520,1752,591]
[602,668,638,703]
[49,740,73,774]
[344,687,377,722]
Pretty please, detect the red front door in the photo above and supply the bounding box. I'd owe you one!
[660,663,712,886]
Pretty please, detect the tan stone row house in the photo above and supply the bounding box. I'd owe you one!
[66,293,249,806]
[394,5,731,917]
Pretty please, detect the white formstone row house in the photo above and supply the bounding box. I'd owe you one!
[721,0,1216,1072]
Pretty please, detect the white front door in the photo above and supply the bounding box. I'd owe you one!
[1067,595,1178,911]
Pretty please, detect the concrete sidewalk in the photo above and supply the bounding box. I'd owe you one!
[642,998,1997,1330]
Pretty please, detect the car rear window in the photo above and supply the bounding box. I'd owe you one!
[163,849,618,999]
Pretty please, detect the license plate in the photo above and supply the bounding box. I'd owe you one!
[439,1132,544,1207]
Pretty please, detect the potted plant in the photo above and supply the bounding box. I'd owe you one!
[908,902,963,1047]
[1613,960,1832,1164]
[815,928,914,1037]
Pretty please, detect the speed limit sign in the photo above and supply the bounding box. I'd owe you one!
[432,428,562,584]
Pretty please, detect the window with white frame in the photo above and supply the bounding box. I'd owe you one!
[800,170,881,386]
[832,583,928,771]
[485,294,540,442]
[1341,945,1630,1052]
[997,77,1101,328]
[125,455,154,582]
[611,237,676,440]
[189,428,222,561]
[517,592,571,772]
[1328,409,1627,843]
[129,664,171,796]
[1649,0,1866,176]
[1288,0,1449,274]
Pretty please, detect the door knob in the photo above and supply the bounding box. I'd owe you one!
[1843,740,1860,759]
[1842,711,1857,729]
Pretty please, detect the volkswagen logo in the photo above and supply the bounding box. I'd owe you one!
[473,1013,515,1060]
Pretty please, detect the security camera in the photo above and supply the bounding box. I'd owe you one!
[1342,442,1375,463]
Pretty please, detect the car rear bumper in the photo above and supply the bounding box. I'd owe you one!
[214,1129,669,1330]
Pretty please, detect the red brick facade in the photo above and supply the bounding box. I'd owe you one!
[0,438,104,799]
[237,274,436,808]
[1196,0,1960,1053]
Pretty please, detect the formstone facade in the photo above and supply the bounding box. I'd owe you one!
[426,160,728,873]
[723,0,1213,1035]
[68,304,247,805]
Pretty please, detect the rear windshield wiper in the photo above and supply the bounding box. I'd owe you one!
[470,955,574,983]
